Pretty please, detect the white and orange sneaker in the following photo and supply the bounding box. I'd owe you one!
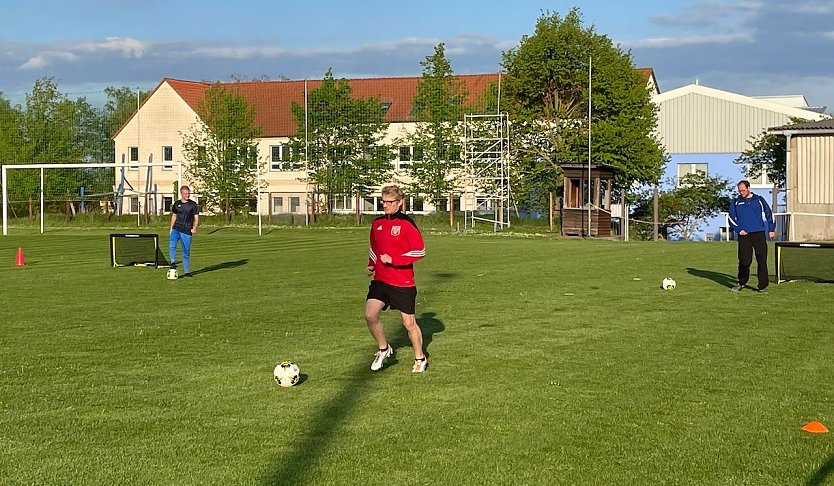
[412,357,428,373]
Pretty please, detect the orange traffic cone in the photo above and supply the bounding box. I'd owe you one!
[15,246,25,266]
[802,421,829,433]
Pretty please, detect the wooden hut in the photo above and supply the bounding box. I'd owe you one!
[560,163,617,237]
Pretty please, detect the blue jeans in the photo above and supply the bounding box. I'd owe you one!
[169,229,192,274]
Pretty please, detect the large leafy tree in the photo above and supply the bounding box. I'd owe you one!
[502,8,665,210]
[182,83,263,222]
[290,69,391,220]
[405,43,467,207]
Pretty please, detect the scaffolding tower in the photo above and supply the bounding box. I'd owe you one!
[463,113,511,231]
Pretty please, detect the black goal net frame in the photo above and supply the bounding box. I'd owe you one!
[110,233,170,268]
[775,242,834,283]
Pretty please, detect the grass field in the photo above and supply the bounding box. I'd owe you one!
[2,228,834,485]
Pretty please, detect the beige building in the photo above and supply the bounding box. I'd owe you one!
[114,70,659,217]
[770,119,834,241]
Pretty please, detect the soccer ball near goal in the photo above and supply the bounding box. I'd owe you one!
[273,361,300,388]
[661,277,677,290]
[166,268,178,280]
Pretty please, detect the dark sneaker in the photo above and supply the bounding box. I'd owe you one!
[756,288,768,294]
[730,284,744,292]
[370,346,394,371]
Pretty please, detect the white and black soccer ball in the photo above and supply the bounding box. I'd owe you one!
[661,277,677,290]
[273,361,300,388]
[166,268,178,280]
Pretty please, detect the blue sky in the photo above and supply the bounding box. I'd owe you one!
[1,0,833,111]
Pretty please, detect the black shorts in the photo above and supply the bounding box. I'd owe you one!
[367,280,417,315]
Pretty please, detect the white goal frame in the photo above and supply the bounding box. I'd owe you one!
[2,162,182,235]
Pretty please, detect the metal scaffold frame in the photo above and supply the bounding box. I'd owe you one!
[463,113,511,231]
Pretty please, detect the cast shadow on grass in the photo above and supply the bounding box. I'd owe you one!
[686,267,736,288]
[260,312,445,486]
[189,259,248,277]
[806,453,834,486]
[430,272,459,280]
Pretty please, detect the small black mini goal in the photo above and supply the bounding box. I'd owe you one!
[775,242,834,283]
[110,233,170,268]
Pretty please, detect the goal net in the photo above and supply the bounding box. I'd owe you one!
[775,242,834,283]
[2,162,182,235]
[110,233,171,268]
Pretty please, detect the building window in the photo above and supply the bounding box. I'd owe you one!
[130,196,139,213]
[162,146,173,170]
[332,195,354,211]
[162,196,173,213]
[747,166,773,187]
[272,197,284,214]
[129,147,139,170]
[398,146,412,169]
[676,163,708,185]
[411,197,424,212]
[289,197,300,214]
[271,144,296,171]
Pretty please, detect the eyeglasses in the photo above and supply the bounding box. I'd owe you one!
[381,199,399,205]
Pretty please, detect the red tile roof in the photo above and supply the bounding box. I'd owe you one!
[160,74,500,138]
[116,69,656,139]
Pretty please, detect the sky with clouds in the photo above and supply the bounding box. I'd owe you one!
[1,0,832,111]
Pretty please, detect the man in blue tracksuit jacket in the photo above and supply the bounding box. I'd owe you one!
[728,180,776,292]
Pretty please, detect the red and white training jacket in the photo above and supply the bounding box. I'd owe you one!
[367,211,426,287]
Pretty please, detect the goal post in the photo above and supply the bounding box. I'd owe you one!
[2,162,182,236]
[775,242,834,283]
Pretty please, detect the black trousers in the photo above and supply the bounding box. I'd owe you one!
[737,231,769,289]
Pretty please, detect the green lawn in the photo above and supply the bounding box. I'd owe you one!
[2,229,834,485]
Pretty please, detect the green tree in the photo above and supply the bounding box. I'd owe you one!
[20,77,83,164]
[405,43,467,207]
[290,69,391,221]
[632,172,731,240]
[734,127,795,190]
[182,83,263,222]
[0,93,24,164]
[502,8,666,210]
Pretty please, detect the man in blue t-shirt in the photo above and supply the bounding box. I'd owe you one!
[169,185,199,277]
[728,180,776,293]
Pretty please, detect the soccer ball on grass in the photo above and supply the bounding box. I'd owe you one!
[273,361,300,388]
[166,268,178,280]
[661,277,677,290]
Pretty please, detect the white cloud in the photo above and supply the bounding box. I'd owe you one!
[621,33,753,49]
[19,51,79,70]
[73,37,148,57]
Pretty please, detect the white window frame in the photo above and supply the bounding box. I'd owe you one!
[129,147,139,170]
[270,144,295,171]
[162,146,173,170]
[747,165,774,188]
[676,162,708,186]
[289,196,301,214]
[398,146,413,170]
[272,196,284,214]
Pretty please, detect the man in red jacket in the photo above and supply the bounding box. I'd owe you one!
[365,185,428,373]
